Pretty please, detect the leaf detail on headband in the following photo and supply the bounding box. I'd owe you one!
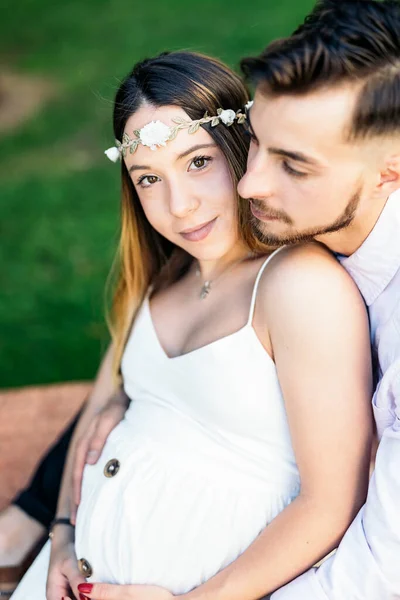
[104,103,252,162]
[188,122,201,134]
[129,140,140,154]
[169,127,179,141]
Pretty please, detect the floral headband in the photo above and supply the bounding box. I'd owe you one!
[104,101,253,162]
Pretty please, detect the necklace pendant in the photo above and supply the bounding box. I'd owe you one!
[200,281,211,299]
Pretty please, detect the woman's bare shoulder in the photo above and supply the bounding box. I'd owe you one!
[267,241,339,274]
[262,242,355,288]
[257,242,365,323]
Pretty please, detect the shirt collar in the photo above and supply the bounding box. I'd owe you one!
[337,189,400,306]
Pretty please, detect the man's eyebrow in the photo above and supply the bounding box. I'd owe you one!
[268,147,319,166]
[177,143,217,160]
[247,111,320,166]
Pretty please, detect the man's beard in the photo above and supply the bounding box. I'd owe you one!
[250,187,361,247]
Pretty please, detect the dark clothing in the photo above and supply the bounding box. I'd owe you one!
[13,416,78,528]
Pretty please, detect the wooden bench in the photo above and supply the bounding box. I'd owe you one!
[0,382,91,511]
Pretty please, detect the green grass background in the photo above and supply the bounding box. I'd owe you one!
[0,0,314,388]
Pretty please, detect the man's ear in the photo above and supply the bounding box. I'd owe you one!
[374,154,400,197]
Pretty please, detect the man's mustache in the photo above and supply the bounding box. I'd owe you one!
[249,199,292,225]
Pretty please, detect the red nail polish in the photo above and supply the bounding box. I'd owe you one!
[78,583,93,594]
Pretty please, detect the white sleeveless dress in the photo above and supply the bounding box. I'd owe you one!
[11,251,300,600]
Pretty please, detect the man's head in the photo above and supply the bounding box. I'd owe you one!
[239,0,400,252]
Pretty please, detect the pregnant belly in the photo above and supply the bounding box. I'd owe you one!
[74,421,294,594]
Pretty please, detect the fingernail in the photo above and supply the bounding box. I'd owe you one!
[79,594,89,600]
[87,450,99,463]
[78,583,93,594]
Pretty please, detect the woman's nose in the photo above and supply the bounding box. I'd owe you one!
[168,185,199,218]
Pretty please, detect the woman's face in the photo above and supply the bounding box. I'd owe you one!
[123,104,240,261]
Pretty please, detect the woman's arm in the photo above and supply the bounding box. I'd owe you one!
[46,343,129,600]
[179,244,373,600]
[52,343,119,527]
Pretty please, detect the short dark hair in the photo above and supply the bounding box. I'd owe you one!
[241,0,400,140]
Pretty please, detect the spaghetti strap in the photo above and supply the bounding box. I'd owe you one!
[247,247,285,325]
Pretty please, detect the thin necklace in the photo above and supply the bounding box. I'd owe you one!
[195,253,251,300]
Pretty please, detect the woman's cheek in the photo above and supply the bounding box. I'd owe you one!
[205,168,235,208]
[140,201,163,234]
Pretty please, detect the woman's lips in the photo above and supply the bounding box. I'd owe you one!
[180,218,217,242]
[250,201,279,222]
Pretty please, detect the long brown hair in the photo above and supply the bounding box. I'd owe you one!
[107,51,256,380]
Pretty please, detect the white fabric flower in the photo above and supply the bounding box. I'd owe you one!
[104,147,120,162]
[245,100,254,110]
[139,120,171,150]
[219,109,236,126]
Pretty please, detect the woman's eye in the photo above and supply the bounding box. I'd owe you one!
[282,160,307,178]
[189,155,213,171]
[137,175,160,188]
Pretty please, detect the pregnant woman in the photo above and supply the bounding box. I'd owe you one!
[12,51,372,600]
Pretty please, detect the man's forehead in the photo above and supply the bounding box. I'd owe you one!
[252,84,359,150]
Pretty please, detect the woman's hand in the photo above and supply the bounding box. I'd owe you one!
[46,530,85,600]
[71,388,130,523]
[76,582,174,600]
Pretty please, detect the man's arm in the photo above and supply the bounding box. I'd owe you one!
[272,367,400,600]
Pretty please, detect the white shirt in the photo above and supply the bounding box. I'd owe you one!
[272,189,400,600]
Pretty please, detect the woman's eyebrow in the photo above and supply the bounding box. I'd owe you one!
[128,143,217,173]
[128,164,152,174]
[176,143,217,160]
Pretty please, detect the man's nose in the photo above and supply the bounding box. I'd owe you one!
[238,153,274,201]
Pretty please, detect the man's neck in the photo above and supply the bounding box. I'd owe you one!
[315,195,389,257]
